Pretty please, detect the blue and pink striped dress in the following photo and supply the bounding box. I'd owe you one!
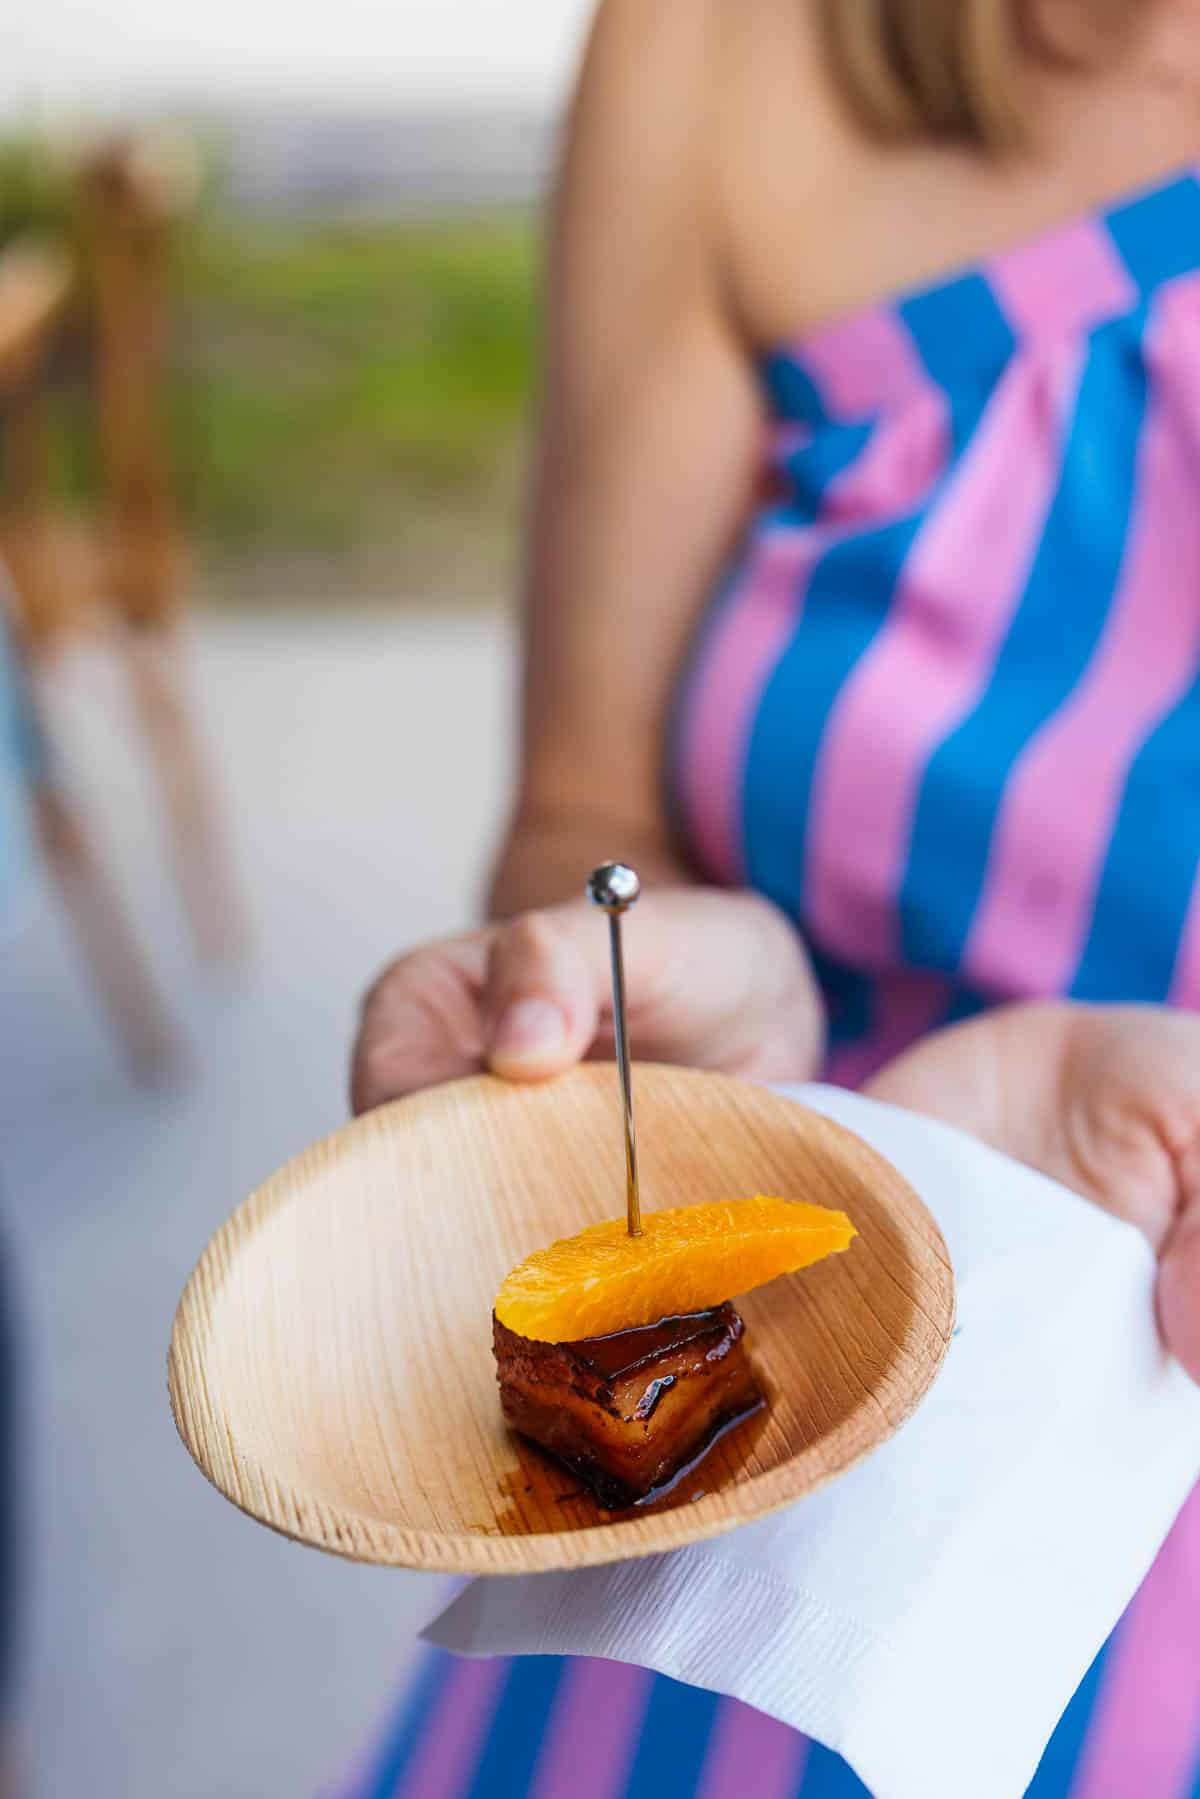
[338,163,1200,1798]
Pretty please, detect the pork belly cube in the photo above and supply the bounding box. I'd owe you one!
[493,1303,763,1508]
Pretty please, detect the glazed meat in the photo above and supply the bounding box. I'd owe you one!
[493,1303,764,1508]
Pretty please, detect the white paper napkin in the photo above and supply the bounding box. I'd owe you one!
[425,1085,1200,1799]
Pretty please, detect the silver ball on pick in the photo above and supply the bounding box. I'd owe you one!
[586,861,642,914]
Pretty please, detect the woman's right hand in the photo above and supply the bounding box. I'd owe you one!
[350,886,825,1116]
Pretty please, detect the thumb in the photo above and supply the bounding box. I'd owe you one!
[1159,1204,1200,1383]
[483,909,605,1081]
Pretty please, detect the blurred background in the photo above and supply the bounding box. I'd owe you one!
[0,3,592,1792]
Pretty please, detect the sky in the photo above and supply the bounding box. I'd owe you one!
[0,0,595,118]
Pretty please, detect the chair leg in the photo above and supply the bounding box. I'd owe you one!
[121,625,249,967]
[32,778,182,1082]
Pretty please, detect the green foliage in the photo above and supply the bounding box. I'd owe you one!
[175,212,540,553]
[0,124,540,587]
[0,134,67,242]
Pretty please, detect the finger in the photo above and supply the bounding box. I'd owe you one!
[483,910,604,1081]
[1159,1198,1200,1384]
[486,889,824,1083]
[350,936,490,1113]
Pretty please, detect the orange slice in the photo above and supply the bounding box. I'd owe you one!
[494,1196,856,1343]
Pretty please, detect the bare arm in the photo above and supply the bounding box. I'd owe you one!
[490,0,763,914]
[351,2,827,1111]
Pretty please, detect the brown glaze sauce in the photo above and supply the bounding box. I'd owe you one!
[491,1399,773,1535]
[561,1304,742,1379]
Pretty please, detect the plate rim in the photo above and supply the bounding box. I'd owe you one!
[168,1065,956,1574]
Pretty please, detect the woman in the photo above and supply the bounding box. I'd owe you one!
[342,1,1200,1791]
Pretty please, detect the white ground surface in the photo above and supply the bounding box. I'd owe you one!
[0,608,516,1798]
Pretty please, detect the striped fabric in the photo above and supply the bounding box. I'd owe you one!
[336,165,1200,1798]
[674,165,1200,1085]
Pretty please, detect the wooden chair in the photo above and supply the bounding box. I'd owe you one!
[78,135,248,972]
[0,134,246,1079]
[0,236,181,1078]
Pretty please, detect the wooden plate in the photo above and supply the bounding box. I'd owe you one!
[169,1064,954,1574]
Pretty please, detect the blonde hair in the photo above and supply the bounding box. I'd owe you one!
[820,0,1133,149]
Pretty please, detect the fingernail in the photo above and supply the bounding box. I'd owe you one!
[489,999,566,1068]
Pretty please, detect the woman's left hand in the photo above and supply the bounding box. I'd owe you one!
[866,1002,1200,1381]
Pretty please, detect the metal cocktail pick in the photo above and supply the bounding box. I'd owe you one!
[586,862,642,1238]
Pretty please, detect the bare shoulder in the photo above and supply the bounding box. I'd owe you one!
[560,0,729,224]
[548,0,741,418]
[707,0,875,339]
[555,0,839,327]
[567,0,834,181]
[572,0,729,108]
[703,0,1021,345]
